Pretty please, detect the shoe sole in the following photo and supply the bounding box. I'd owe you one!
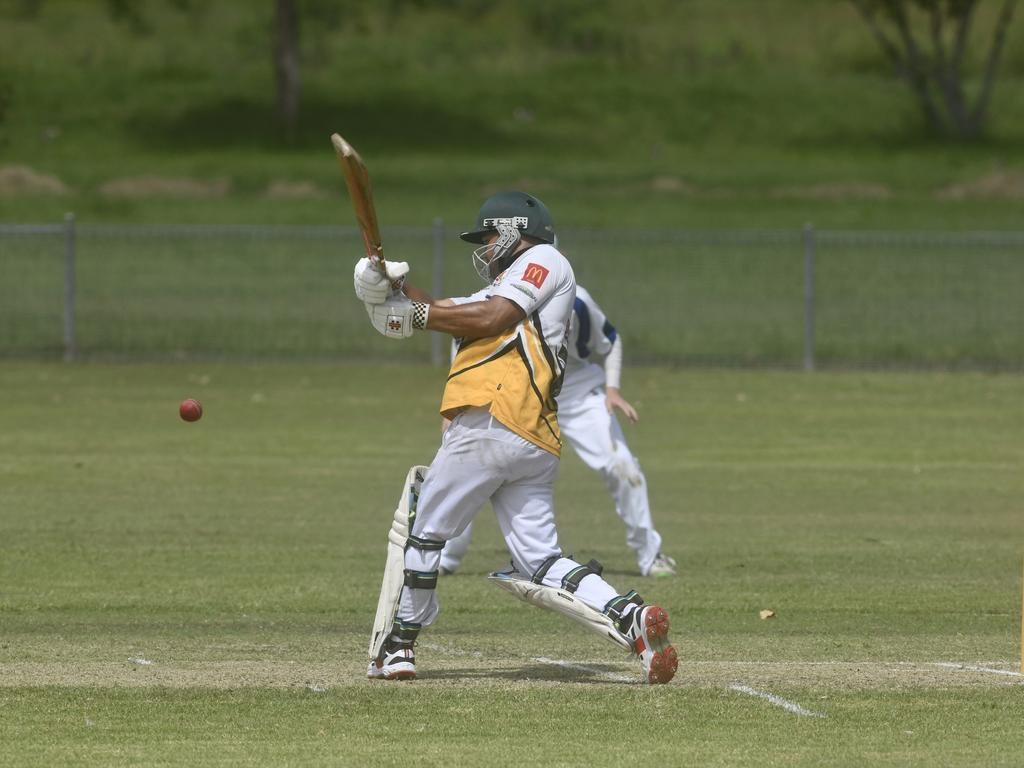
[638,606,678,684]
[380,670,416,681]
[367,664,417,681]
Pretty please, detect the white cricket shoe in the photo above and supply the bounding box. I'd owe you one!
[645,553,677,578]
[367,646,416,681]
[628,605,678,684]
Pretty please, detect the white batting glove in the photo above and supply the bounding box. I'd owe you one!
[354,257,411,304]
[365,295,430,339]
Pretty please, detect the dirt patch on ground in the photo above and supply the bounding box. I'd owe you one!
[0,165,72,196]
[98,176,230,199]
[770,182,892,201]
[1,658,1018,691]
[935,170,1024,200]
[263,180,328,200]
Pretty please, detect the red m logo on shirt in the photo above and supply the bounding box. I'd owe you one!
[522,263,549,289]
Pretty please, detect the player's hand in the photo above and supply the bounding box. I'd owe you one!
[354,257,410,304]
[365,295,429,339]
[606,387,639,423]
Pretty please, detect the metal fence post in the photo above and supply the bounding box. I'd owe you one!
[430,217,445,367]
[802,223,815,372]
[63,212,77,361]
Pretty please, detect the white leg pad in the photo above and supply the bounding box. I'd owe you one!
[488,572,632,652]
[368,465,428,660]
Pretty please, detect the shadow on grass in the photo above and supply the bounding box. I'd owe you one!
[127,92,515,153]
[422,663,636,684]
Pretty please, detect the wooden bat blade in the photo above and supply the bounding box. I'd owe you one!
[330,133,385,272]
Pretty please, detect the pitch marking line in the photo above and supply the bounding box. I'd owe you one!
[728,684,827,718]
[532,657,634,683]
[930,662,1023,678]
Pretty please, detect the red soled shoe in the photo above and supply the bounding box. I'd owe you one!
[630,605,678,684]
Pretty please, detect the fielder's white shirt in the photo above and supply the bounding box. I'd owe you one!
[559,285,618,403]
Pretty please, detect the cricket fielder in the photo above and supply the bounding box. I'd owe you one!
[439,283,676,578]
[354,191,678,684]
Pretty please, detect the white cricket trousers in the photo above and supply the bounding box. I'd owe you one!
[441,388,663,575]
[558,386,662,573]
[398,407,621,628]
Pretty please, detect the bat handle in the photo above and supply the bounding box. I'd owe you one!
[368,252,387,277]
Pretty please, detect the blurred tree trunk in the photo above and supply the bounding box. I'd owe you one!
[274,0,301,141]
[849,0,1018,140]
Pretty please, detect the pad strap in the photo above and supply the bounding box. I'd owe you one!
[406,535,445,552]
[387,619,422,651]
[560,559,604,594]
[404,569,439,590]
[603,590,644,633]
[531,554,563,584]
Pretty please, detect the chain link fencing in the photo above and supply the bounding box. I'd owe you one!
[2,217,1022,369]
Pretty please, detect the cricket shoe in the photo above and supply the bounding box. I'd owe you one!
[645,553,677,578]
[628,605,678,684]
[367,646,416,681]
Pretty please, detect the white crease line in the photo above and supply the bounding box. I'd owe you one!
[930,663,1023,678]
[729,684,826,718]
[532,657,635,683]
[128,657,154,666]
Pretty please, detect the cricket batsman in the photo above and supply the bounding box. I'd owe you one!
[438,281,677,578]
[354,190,678,684]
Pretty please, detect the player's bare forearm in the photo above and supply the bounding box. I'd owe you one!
[402,283,439,304]
[424,296,524,338]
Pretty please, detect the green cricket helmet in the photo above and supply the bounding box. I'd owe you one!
[459,191,556,246]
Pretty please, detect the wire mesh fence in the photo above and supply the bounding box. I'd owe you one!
[2,218,1022,369]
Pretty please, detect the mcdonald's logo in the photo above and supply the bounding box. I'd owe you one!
[522,262,549,289]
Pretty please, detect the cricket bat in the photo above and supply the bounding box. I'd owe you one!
[331,133,386,276]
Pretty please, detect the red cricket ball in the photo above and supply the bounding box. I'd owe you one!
[179,398,203,422]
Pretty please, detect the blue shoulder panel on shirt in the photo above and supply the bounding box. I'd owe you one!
[573,297,591,358]
[602,319,618,344]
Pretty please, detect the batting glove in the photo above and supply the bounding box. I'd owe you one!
[365,295,430,339]
[354,257,410,304]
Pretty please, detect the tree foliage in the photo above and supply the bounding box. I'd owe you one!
[274,0,300,142]
[849,0,1018,140]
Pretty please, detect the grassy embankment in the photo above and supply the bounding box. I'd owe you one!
[1,1,1023,229]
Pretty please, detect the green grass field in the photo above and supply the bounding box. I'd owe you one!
[2,4,1024,761]
[1,362,1021,766]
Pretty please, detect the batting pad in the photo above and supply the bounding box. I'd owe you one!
[368,465,428,660]
[488,571,633,652]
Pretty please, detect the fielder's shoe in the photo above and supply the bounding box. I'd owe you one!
[367,644,416,681]
[627,605,678,684]
[646,552,677,578]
